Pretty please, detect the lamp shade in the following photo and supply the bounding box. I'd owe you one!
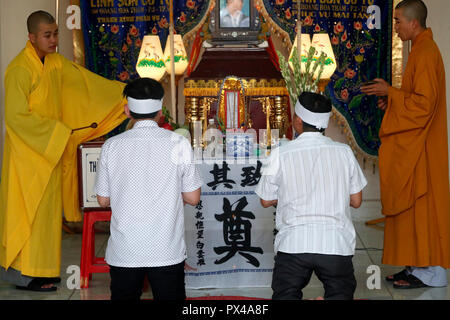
[164,34,188,76]
[288,33,311,73]
[310,33,337,80]
[136,35,166,81]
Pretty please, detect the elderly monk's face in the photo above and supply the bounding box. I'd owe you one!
[29,22,59,59]
[394,8,414,41]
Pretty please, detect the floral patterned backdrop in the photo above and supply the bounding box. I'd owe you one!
[259,0,394,159]
[80,0,211,82]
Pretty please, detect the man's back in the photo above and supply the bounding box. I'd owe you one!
[256,132,367,256]
[95,120,203,267]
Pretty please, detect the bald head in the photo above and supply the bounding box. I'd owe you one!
[396,0,427,29]
[27,10,56,34]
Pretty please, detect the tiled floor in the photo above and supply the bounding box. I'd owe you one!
[0,200,449,300]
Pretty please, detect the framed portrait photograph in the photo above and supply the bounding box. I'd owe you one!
[219,0,251,28]
[209,0,261,44]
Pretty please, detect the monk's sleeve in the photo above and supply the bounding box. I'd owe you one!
[382,53,438,135]
[60,57,127,222]
[4,66,71,157]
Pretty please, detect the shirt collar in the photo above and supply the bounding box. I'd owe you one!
[133,120,159,128]
[295,132,325,140]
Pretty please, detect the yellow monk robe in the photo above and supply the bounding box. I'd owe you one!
[379,29,450,268]
[0,41,126,277]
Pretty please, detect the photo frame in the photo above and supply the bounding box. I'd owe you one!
[209,0,261,44]
[77,141,104,210]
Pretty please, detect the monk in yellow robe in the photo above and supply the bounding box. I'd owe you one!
[362,0,449,289]
[0,11,126,291]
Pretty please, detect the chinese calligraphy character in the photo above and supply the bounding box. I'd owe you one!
[214,197,263,267]
[207,161,236,190]
[197,249,205,266]
[194,200,205,266]
[240,161,262,187]
[195,200,203,210]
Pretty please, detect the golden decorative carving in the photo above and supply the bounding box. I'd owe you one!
[218,77,247,129]
[183,78,289,97]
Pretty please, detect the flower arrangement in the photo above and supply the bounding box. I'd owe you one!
[277,45,328,102]
[161,106,189,131]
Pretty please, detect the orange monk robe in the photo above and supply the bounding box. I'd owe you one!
[379,29,450,268]
[0,41,126,277]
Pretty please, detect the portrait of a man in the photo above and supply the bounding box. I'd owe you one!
[220,0,250,28]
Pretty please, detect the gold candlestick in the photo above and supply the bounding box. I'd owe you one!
[188,97,200,146]
[255,97,273,151]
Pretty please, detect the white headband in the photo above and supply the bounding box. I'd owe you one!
[127,96,163,114]
[295,100,331,130]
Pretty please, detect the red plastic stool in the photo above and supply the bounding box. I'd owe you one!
[80,210,111,288]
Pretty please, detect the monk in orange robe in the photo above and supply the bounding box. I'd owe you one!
[362,0,449,289]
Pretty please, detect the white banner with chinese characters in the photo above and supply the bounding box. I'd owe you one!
[184,158,276,289]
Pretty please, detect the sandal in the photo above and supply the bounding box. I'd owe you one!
[36,277,61,284]
[385,269,409,282]
[393,274,429,289]
[16,278,57,292]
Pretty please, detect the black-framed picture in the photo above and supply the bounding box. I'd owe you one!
[209,0,261,44]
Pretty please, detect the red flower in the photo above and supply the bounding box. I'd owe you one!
[344,68,356,79]
[276,0,285,5]
[285,8,292,20]
[119,71,129,82]
[304,15,313,26]
[159,17,168,29]
[126,35,132,45]
[334,22,344,34]
[346,41,352,49]
[135,39,142,47]
[331,35,339,45]
[129,25,139,37]
[341,88,349,101]
[360,47,365,54]
[122,44,128,53]
[180,12,186,23]
[341,30,348,42]
[162,122,174,131]
[111,25,119,34]
[152,25,158,35]
[186,0,195,9]
[314,24,321,32]
[354,21,363,31]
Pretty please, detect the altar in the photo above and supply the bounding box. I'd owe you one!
[183,47,294,144]
[184,158,275,289]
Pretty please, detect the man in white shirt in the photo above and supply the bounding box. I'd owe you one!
[94,78,203,300]
[255,92,367,300]
[220,0,250,28]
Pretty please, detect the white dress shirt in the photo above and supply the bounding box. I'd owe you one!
[94,120,203,267]
[255,132,367,256]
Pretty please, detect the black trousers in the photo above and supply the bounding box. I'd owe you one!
[271,252,356,300]
[109,261,186,301]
